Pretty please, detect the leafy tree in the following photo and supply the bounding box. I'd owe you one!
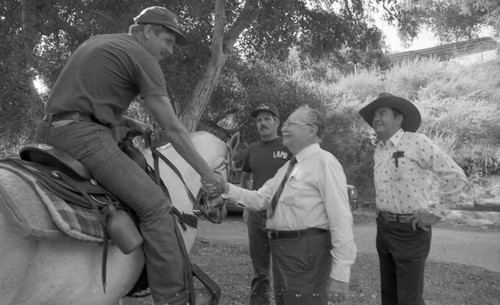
[0,0,44,156]
[1,0,386,156]
[162,0,386,132]
[377,0,500,44]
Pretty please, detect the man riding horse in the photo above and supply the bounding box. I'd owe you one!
[33,6,224,305]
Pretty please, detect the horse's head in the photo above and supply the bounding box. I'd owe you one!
[144,131,240,224]
[193,131,240,223]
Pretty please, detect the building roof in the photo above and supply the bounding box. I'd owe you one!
[386,37,499,65]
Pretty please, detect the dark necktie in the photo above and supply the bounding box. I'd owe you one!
[267,156,297,218]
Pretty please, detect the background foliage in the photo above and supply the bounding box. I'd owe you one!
[375,0,500,45]
[0,0,388,143]
[220,56,500,202]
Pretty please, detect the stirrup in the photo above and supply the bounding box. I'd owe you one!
[192,263,221,305]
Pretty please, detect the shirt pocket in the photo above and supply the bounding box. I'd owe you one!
[288,175,303,189]
[392,154,417,181]
[283,174,316,206]
[281,176,305,206]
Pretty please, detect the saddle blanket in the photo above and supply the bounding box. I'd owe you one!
[0,161,106,242]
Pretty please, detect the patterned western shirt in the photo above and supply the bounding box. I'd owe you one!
[374,129,467,217]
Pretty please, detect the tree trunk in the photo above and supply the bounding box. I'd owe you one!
[0,0,44,156]
[178,0,258,132]
[181,54,228,132]
[21,0,45,139]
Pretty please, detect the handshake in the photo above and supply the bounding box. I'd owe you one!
[202,171,229,199]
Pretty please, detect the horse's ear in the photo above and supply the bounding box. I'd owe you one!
[228,132,240,153]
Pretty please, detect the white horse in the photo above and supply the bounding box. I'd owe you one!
[0,131,239,305]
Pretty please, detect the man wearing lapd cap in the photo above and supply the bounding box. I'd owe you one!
[359,93,466,305]
[34,6,223,305]
[240,102,291,305]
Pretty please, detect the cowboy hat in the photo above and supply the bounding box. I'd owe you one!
[359,92,421,132]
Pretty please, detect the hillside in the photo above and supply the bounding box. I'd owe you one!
[314,57,500,205]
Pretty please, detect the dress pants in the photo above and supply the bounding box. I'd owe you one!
[270,230,331,305]
[376,214,432,305]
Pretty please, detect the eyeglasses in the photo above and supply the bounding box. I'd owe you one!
[282,120,313,128]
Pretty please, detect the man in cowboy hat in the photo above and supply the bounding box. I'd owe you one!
[359,93,466,305]
[34,6,223,305]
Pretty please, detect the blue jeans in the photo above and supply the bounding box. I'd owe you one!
[34,120,190,305]
[376,214,431,305]
[247,210,271,305]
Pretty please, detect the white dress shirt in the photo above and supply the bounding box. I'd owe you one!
[374,129,467,217]
[226,143,357,282]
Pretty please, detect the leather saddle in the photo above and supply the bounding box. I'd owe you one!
[20,143,92,180]
[17,143,120,211]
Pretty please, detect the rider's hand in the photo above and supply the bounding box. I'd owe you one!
[410,211,441,231]
[202,171,227,198]
[327,278,349,303]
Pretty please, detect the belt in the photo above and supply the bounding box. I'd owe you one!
[267,228,328,240]
[378,211,415,223]
[43,112,97,124]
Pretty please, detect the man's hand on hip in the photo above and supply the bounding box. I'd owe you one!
[410,211,441,231]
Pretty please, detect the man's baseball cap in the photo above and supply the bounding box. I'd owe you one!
[134,6,188,45]
[251,103,280,118]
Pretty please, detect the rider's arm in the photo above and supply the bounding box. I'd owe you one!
[143,95,223,189]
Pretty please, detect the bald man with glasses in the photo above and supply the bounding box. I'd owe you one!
[205,105,357,305]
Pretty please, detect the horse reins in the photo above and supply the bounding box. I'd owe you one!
[149,145,231,224]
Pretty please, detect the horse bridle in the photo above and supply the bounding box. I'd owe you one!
[150,142,233,225]
[193,143,233,222]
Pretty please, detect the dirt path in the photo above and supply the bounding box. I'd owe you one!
[197,214,500,273]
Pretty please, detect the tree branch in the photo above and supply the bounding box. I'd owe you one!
[223,0,259,53]
[213,106,239,122]
[344,0,354,20]
[381,0,399,24]
[21,0,42,50]
[212,0,225,56]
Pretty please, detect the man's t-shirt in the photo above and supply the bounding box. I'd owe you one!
[45,33,167,127]
[241,137,291,190]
